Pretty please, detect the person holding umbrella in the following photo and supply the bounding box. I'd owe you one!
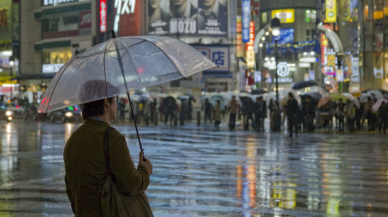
[345,99,356,132]
[335,98,346,132]
[64,80,153,216]
[287,93,299,137]
[37,34,216,216]
[378,101,387,134]
[204,98,213,124]
[213,100,222,128]
[243,98,255,130]
[254,96,266,131]
[228,96,239,130]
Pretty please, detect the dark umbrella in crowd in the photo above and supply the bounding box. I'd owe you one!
[251,89,267,94]
[292,81,318,90]
[300,92,322,102]
[37,34,216,155]
[185,94,196,102]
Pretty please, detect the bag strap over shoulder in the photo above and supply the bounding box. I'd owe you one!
[103,127,114,175]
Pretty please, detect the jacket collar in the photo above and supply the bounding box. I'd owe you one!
[84,118,111,128]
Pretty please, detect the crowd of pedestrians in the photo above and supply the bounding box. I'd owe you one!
[116,92,388,136]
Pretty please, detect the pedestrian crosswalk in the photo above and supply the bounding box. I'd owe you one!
[0,122,387,216]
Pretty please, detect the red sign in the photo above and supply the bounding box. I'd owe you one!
[246,22,255,51]
[100,0,107,33]
[80,11,91,29]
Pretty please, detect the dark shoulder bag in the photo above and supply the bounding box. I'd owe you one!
[99,127,153,217]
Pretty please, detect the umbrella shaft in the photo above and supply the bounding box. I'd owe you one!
[127,92,144,154]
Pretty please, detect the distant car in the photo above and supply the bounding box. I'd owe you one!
[50,105,82,123]
[0,105,13,122]
[6,103,24,118]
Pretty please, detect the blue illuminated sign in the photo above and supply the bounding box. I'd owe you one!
[242,0,251,43]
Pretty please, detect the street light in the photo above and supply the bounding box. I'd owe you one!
[9,57,14,100]
[271,17,281,131]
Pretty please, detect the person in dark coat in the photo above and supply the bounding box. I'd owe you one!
[204,99,213,123]
[244,98,255,130]
[287,93,299,137]
[336,99,346,131]
[254,96,267,131]
[179,100,188,126]
[378,101,387,134]
[64,80,153,216]
[302,96,315,132]
[164,98,175,126]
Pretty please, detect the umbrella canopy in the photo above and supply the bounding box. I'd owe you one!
[38,36,215,113]
[209,95,225,109]
[184,94,196,102]
[177,95,189,101]
[300,92,322,101]
[199,95,209,104]
[151,93,168,99]
[343,93,360,108]
[318,93,359,108]
[223,93,242,106]
[161,96,176,106]
[362,89,388,95]
[372,98,388,112]
[251,89,267,94]
[292,80,318,90]
[360,91,384,103]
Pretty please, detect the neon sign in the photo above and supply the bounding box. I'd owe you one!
[113,0,136,33]
[100,0,107,33]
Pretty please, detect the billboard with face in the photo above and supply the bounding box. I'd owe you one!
[148,0,228,37]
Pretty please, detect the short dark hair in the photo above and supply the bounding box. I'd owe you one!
[82,98,114,120]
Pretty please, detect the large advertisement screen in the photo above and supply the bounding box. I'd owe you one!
[148,0,228,37]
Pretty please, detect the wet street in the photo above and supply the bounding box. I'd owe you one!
[0,120,387,216]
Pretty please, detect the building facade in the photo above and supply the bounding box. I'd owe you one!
[20,0,96,103]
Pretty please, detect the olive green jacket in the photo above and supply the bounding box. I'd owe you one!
[64,118,150,216]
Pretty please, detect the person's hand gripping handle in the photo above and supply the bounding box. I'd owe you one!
[138,152,153,175]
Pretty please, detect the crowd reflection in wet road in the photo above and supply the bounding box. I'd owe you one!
[0,121,387,216]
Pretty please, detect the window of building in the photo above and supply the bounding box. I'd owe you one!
[41,10,91,39]
[42,48,72,73]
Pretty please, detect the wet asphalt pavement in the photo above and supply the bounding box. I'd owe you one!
[0,120,387,216]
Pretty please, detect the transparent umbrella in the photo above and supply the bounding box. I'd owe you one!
[38,35,216,154]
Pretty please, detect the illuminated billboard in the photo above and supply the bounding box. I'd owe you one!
[148,0,228,37]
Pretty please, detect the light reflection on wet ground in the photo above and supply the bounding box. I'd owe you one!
[0,121,387,216]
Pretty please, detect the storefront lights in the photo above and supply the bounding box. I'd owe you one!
[259,43,263,48]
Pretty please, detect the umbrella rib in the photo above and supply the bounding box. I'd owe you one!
[142,37,186,80]
[115,38,147,86]
[43,54,81,113]
[103,40,114,98]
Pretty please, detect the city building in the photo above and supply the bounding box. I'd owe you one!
[0,0,20,99]
[20,0,96,103]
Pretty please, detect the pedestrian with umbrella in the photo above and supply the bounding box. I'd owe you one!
[378,101,387,134]
[204,98,213,123]
[287,92,299,137]
[345,99,356,132]
[243,98,255,130]
[335,98,346,131]
[38,34,216,216]
[213,100,222,128]
[254,96,266,131]
[228,96,239,130]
